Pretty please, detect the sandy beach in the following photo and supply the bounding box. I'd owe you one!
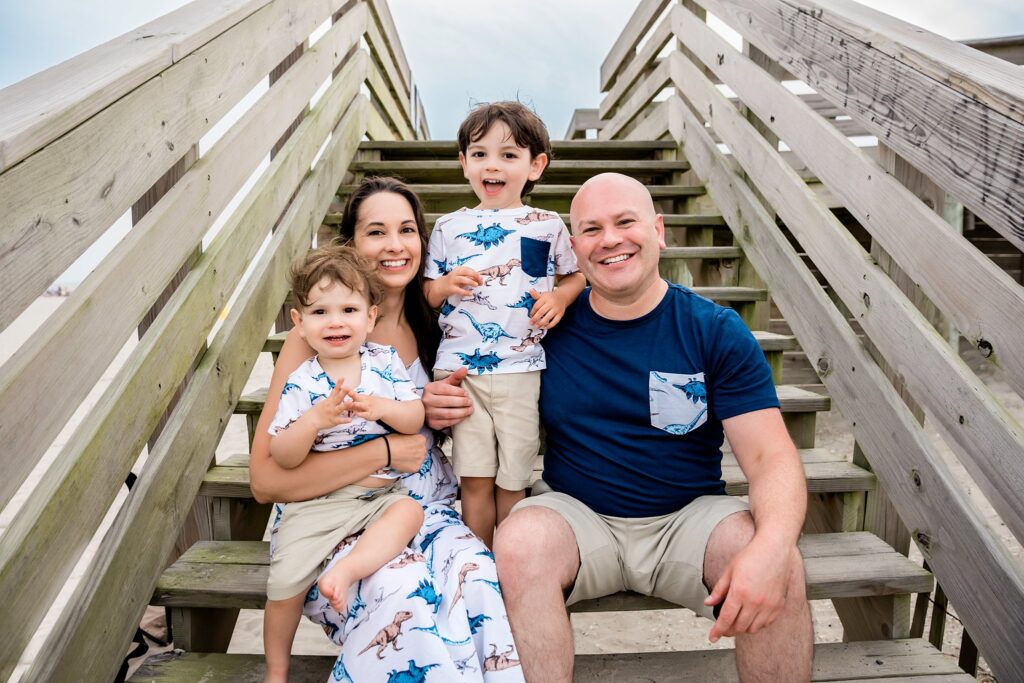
[2,296,1019,681]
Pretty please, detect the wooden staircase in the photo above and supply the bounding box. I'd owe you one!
[132,139,964,682]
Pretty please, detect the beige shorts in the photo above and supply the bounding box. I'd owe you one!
[267,482,408,600]
[434,370,540,491]
[513,480,750,619]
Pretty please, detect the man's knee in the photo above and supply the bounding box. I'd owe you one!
[705,511,807,599]
[494,506,578,590]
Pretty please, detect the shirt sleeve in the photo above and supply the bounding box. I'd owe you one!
[389,348,422,402]
[268,374,312,436]
[424,219,447,280]
[551,217,579,275]
[707,308,780,421]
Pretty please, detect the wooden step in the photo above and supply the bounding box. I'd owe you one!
[130,639,968,682]
[337,183,706,199]
[322,211,726,228]
[351,159,690,183]
[200,447,872,501]
[151,533,929,612]
[357,139,679,160]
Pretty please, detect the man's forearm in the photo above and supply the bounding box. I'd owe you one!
[746,446,806,549]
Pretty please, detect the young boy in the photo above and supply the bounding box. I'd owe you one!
[424,101,585,546]
[264,245,424,683]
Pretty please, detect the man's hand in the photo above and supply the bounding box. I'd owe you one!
[308,382,352,430]
[422,367,472,429]
[385,433,428,474]
[705,538,795,642]
[528,289,568,329]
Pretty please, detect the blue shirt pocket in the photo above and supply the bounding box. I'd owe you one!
[649,371,708,435]
[520,236,552,278]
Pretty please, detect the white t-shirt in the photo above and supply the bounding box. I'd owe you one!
[268,342,419,478]
[425,205,578,374]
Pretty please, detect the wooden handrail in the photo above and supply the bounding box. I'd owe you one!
[600,0,671,91]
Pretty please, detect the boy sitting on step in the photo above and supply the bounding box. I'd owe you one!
[423,101,586,547]
[263,245,424,683]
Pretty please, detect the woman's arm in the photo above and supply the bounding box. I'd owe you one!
[249,328,427,504]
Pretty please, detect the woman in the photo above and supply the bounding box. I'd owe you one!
[249,177,524,681]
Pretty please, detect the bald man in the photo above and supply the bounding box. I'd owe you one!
[424,174,812,681]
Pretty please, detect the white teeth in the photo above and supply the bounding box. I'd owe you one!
[602,254,631,264]
[381,260,407,268]
[483,179,503,185]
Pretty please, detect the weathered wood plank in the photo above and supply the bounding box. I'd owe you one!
[699,0,1024,252]
[0,50,369,683]
[414,212,726,228]
[358,139,678,158]
[601,57,671,140]
[671,89,1024,681]
[363,12,413,133]
[0,0,350,333]
[675,5,1024,398]
[670,11,1024,546]
[365,0,412,95]
[600,13,673,120]
[623,99,671,142]
[600,0,670,91]
[364,60,414,139]
[0,0,269,172]
[0,11,367,515]
[20,98,368,683]
[350,159,691,180]
[340,183,706,199]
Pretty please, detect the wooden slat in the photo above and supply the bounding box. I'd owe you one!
[339,183,705,199]
[0,0,346,333]
[364,60,414,140]
[20,98,369,683]
[601,57,671,140]
[362,9,413,132]
[411,212,726,228]
[671,87,1024,681]
[699,0,1024,252]
[128,639,968,682]
[350,159,691,180]
[675,6,1024,399]
[669,31,1024,546]
[0,0,268,172]
[0,52,369,680]
[623,98,672,142]
[600,13,674,120]
[563,108,605,139]
[0,10,367,515]
[600,0,671,91]
[365,0,412,95]
[358,139,678,158]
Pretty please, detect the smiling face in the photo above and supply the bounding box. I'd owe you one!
[350,191,423,293]
[570,173,668,319]
[291,279,377,360]
[459,121,548,210]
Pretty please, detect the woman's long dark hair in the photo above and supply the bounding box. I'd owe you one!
[338,176,440,373]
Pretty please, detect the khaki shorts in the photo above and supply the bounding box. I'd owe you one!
[513,480,750,619]
[267,482,408,600]
[434,370,540,491]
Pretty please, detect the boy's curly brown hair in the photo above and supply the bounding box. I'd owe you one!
[289,243,383,309]
[457,101,552,197]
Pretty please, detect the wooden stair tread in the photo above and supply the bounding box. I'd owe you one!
[337,183,705,198]
[357,139,679,159]
[129,639,966,682]
[151,533,929,609]
[199,448,872,499]
[322,211,726,227]
[351,159,691,181]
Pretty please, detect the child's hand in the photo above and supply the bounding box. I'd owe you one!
[529,289,568,329]
[346,391,387,422]
[308,382,352,430]
[443,266,482,298]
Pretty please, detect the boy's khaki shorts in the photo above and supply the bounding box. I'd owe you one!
[434,370,540,491]
[513,480,750,619]
[267,482,408,600]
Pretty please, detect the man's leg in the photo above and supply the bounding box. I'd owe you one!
[704,512,813,682]
[493,506,579,682]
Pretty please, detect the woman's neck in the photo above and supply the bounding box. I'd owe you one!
[376,289,406,326]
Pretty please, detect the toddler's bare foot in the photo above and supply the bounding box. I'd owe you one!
[317,563,355,614]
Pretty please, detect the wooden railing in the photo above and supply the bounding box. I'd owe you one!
[0,0,424,679]
[596,0,1024,679]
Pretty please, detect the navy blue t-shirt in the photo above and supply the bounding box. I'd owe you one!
[540,283,780,517]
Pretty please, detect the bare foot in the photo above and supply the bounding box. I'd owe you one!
[317,562,355,614]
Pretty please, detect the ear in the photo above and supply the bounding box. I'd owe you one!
[459,151,468,179]
[290,308,304,337]
[366,304,379,333]
[654,213,667,250]
[528,152,549,181]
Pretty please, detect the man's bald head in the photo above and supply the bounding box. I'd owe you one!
[570,173,657,233]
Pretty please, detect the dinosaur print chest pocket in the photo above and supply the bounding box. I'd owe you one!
[649,371,708,435]
[520,236,552,278]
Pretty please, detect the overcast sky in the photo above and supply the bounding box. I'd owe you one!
[2,0,1023,138]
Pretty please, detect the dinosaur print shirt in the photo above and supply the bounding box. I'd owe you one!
[425,205,578,375]
[268,342,419,478]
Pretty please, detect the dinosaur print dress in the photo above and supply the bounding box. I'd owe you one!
[269,359,525,682]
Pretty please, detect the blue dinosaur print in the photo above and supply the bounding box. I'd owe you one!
[468,613,492,634]
[453,654,476,673]
[348,433,382,449]
[332,656,354,682]
[472,577,503,596]
[440,300,455,317]
[664,409,708,435]
[406,579,442,614]
[372,364,413,385]
[505,292,536,313]
[455,348,503,374]
[457,222,515,250]
[433,254,481,275]
[419,527,446,552]
[416,451,433,476]
[346,579,367,621]
[306,583,320,602]
[458,309,514,343]
[311,369,330,382]
[282,381,303,395]
[322,617,341,642]
[387,660,440,683]
[475,549,495,561]
[410,623,471,646]
[673,378,707,404]
[309,391,328,403]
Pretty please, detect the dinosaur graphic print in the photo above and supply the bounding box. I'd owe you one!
[457,222,515,250]
[649,371,709,435]
[455,348,503,374]
[358,610,413,659]
[447,562,480,616]
[386,659,440,683]
[477,258,521,286]
[458,309,514,343]
[483,644,522,672]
